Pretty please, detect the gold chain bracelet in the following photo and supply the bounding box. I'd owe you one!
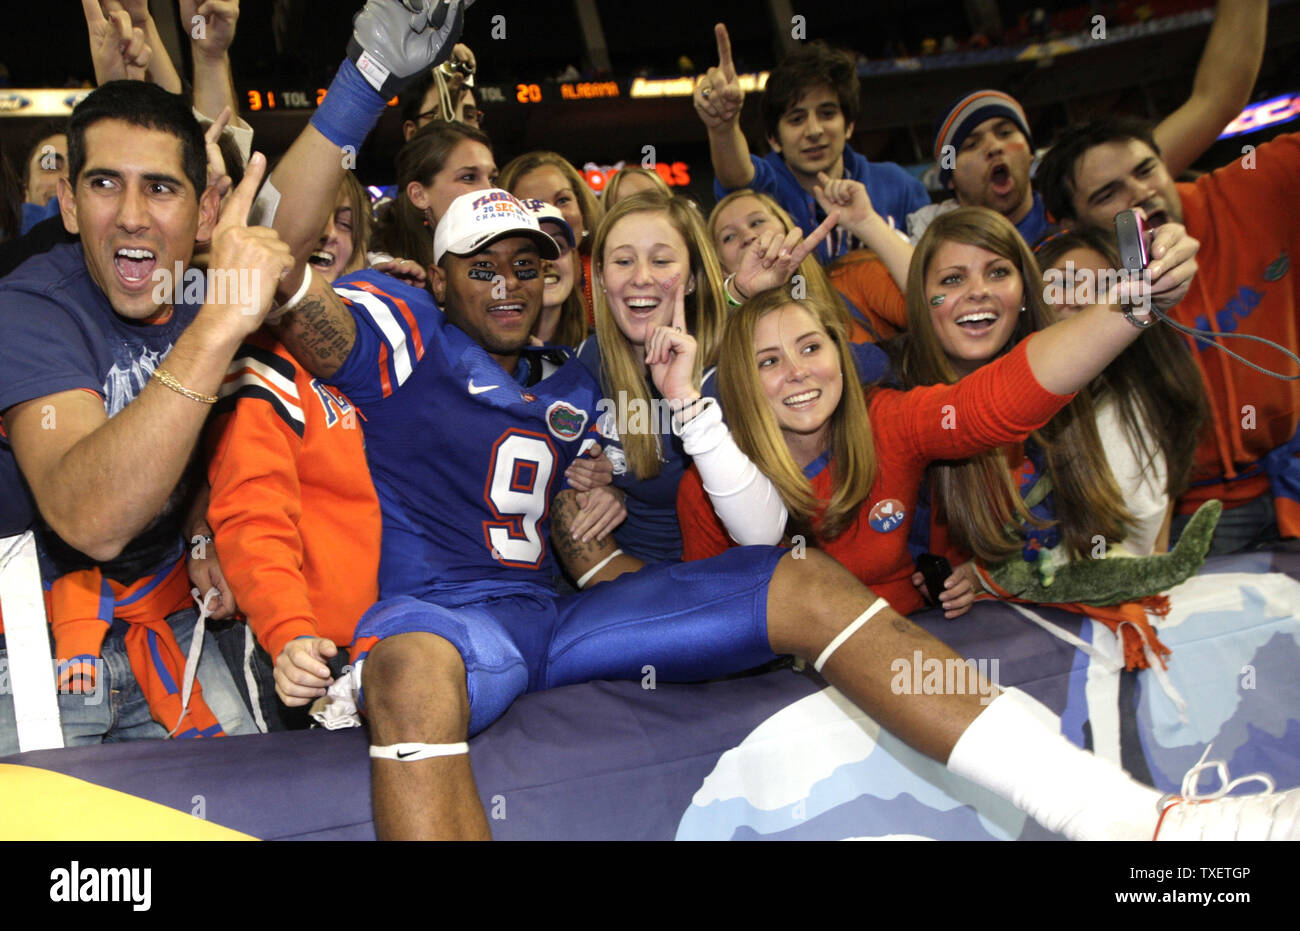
[151,366,218,405]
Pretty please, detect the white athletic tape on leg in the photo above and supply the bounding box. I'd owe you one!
[814,597,888,674]
[370,742,470,761]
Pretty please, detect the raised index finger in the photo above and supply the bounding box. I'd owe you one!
[205,105,232,146]
[789,211,839,267]
[806,211,839,248]
[672,278,688,332]
[715,23,736,79]
[217,151,265,228]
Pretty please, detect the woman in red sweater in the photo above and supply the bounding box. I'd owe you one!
[676,207,1199,617]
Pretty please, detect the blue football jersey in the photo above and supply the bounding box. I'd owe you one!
[330,270,602,606]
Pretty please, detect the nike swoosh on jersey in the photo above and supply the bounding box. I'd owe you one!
[468,380,500,395]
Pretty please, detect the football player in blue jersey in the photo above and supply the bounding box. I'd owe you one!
[243,0,1300,841]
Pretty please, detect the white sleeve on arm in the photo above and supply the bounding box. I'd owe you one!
[1093,396,1169,556]
[677,399,788,545]
[223,120,255,165]
[192,108,254,166]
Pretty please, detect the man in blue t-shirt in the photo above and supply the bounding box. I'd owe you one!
[0,81,282,751]
[696,24,928,264]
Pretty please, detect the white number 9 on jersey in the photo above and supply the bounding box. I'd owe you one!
[484,431,556,567]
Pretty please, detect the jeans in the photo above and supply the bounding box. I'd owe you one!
[0,607,259,757]
[1171,492,1280,557]
[209,620,313,732]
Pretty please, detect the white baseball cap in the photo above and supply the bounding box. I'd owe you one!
[433,188,561,264]
[516,197,576,250]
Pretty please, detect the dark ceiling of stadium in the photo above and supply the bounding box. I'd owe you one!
[6,0,1168,89]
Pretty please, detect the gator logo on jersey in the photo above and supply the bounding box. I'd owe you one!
[546,401,588,441]
[868,498,906,533]
[1264,250,1289,283]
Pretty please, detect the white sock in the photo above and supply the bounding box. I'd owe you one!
[946,688,1161,840]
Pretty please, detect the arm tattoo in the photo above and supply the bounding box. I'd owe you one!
[273,290,357,379]
[551,489,618,576]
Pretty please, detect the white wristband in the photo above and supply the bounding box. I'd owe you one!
[266,267,315,323]
[576,548,624,589]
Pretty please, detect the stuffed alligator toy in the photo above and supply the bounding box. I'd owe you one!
[984,499,1223,607]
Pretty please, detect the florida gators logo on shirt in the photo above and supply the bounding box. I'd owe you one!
[868,498,906,533]
[546,400,588,441]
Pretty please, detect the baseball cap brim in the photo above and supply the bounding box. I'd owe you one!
[437,227,561,264]
[538,217,576,249]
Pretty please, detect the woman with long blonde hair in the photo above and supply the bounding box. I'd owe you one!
[577,188,884,564]
[708,187,894,391]
[571,191,731,563]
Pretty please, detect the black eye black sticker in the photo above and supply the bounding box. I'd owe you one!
[467,268,496,282]
[516,268,539,280]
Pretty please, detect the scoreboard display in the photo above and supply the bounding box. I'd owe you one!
[245,88,399,111]
[238,71,771,112]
